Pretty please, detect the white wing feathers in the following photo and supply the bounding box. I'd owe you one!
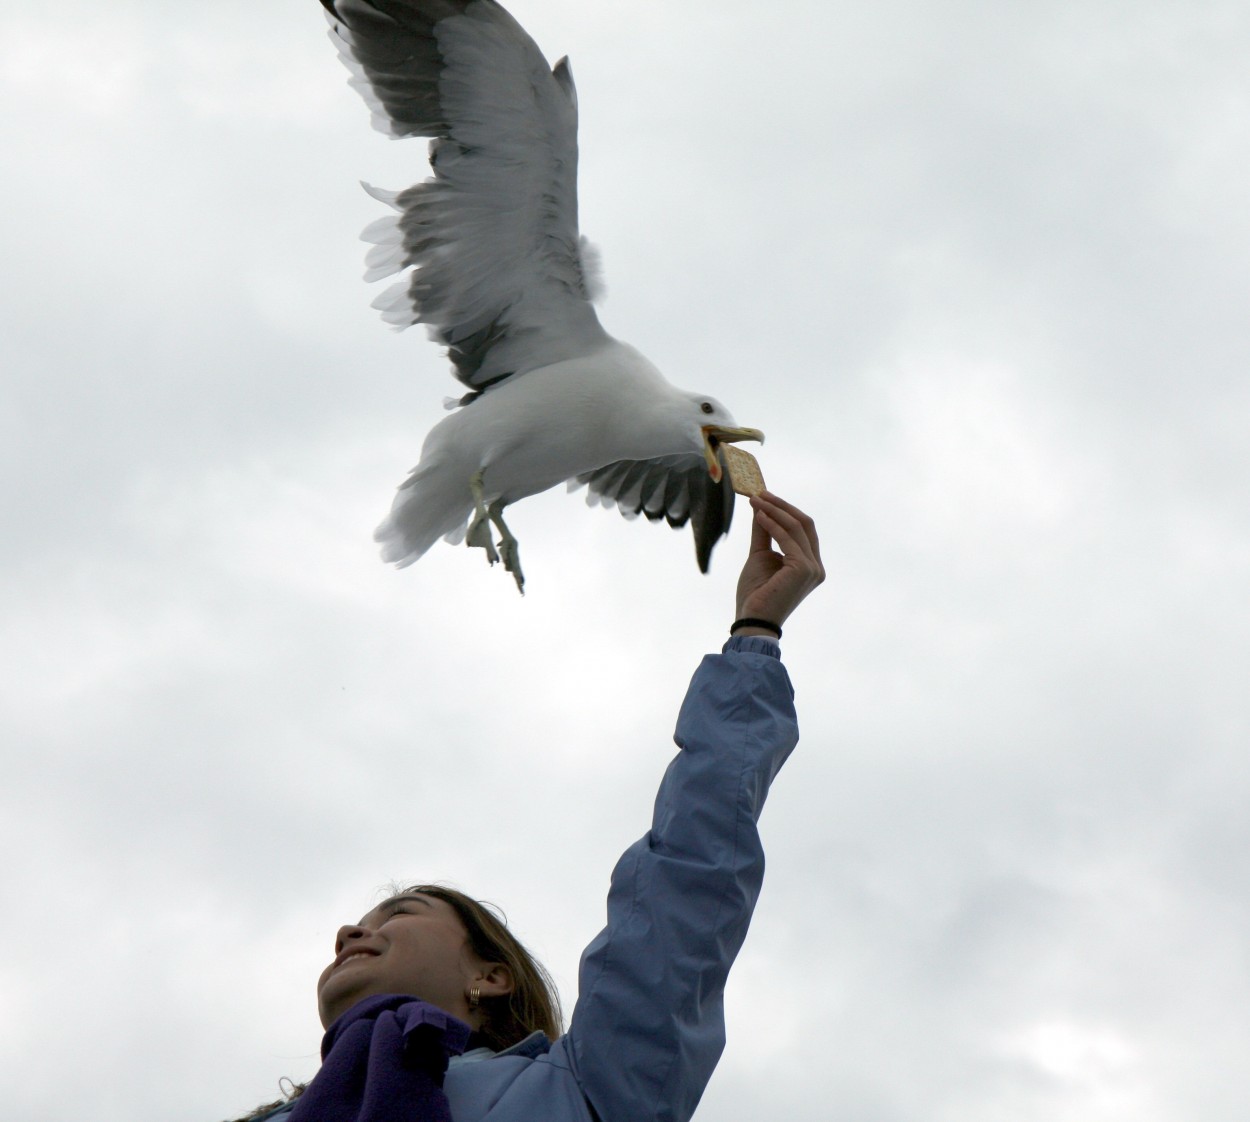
[322,0,608,390]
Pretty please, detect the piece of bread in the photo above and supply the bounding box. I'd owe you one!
[723,444,766,496]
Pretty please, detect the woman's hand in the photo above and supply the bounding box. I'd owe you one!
[733,492,825,635]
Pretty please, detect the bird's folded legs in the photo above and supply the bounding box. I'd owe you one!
[466,472,525,593]
[466,471,500,565]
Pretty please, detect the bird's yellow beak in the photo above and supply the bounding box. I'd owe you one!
[702,425,765,482]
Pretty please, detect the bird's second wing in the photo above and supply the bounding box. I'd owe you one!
[322,0,609,390]
[570,453,736,573]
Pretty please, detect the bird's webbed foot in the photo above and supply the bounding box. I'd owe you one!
[489,500,524,594]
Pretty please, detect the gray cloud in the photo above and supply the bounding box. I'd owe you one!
[2,1,1247,1120]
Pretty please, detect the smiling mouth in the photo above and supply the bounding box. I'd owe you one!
[334,951,377,971]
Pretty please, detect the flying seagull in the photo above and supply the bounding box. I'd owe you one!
[319,0,764,591]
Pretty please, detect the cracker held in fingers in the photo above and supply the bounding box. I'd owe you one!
[723,443,766,497]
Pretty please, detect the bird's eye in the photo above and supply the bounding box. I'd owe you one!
[701,402,714,415]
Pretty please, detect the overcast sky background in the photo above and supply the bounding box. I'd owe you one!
[2,1,1248,1119]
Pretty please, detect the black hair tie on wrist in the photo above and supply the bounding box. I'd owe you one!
[730,617,782,640]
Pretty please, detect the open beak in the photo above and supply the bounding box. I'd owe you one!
[702,425,765,482]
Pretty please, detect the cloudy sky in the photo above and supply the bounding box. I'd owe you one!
[2,0,1248,1119]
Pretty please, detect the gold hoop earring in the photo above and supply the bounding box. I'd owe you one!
[468,985,481,1010]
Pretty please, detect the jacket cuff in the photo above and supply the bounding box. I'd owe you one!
[722,634,781,658]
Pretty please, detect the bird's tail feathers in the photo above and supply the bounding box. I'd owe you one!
[374,469,471,567]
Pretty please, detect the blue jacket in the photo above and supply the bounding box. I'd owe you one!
[257,635,797,1122]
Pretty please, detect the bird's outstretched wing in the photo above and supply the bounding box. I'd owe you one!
[321,0,609,392]
[570,453,736,573]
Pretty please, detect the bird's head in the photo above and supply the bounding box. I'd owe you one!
[691,395,765,482]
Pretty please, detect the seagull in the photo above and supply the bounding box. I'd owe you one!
[320,0,764,591]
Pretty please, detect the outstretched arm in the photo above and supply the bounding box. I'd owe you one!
[559,495,823,1122]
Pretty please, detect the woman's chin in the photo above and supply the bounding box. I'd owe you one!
[318,972,378,1028]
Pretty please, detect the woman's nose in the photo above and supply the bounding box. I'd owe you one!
[334,923,369,955]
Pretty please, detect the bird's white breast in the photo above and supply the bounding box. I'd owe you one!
[418,339,695,504]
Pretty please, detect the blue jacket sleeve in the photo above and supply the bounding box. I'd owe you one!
[562,636,799,1122]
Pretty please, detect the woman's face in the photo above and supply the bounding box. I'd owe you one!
[316,892,488,1028]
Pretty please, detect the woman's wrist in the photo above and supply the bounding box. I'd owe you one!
[730,617,782,640]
